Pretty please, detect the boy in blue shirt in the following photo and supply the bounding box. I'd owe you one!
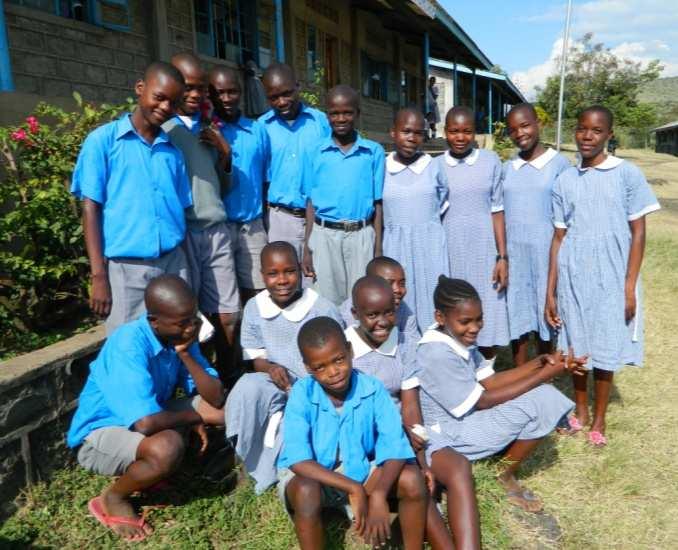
[209,66,270,304]
[72,62,192,335]
[278,316,427,549]
[259,63,330,258]
[163,53,240,382]
[67,275,225,542]
[302,85,385,305]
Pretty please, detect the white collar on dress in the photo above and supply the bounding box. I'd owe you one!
[417,324,472,360]
[255,287,318,322]
[445,148,479,167]
[576,154,624,172]
[511,147,558,171]
[386,152,433,175]
[345,325,399,359]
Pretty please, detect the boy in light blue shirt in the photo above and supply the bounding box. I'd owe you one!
[71,62,191,334]
[302,85,385,305]
[278,316,427,549]
[209,66,270,304]
[259,63,330,258]
[67,275,225,542]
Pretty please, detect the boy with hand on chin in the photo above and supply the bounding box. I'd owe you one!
[302,85,385,306]
[72,62,192,334]
[67,275,225,542]
[279,316,427,549]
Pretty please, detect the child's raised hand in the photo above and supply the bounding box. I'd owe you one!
[268,364,292,391]
[545,295,561,328]
[199,126,231,160]
[492,259,508,292]
[624,285,637,322]
[348,483,368,537]
[365,493,391,547]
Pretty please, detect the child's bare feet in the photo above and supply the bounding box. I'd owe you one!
[498,473,543,513]
[100,488,154,540]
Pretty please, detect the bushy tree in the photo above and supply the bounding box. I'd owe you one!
[536,33,663,126]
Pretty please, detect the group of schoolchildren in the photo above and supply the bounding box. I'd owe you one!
[65,51,660,548]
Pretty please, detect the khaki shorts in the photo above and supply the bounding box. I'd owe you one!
[76,396,201,476]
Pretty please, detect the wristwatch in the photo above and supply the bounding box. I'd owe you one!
[496,254,508,262]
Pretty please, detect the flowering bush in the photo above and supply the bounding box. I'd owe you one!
[0,92,132,354]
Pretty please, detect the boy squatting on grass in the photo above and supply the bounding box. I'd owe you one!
[278,316,428,550]
[67,275,226,542]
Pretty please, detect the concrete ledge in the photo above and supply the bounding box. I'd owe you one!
[0,324,105,519]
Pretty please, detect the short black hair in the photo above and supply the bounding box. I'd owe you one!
[393,107,425,129]
[143,61,185,86]
[144,274,194,314]
[327,84,360,109]
[365,256,403,276]
[297,316,346,360]
[507,102,538,121]
[445,106,475,127]
[351,275,392,306]
[262,62,296,87]
[578,105,614,130]
[260,240,299,265]
[209,65,241,89]
[433,275,480,312]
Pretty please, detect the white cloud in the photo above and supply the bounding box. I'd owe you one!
[511,0,678,99]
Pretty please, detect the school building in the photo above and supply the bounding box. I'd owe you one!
[0,0,524,140]
[652,120,678,156]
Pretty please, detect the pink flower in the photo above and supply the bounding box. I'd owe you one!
[211,115,224,129]
[10,129,27,142]
[26,116,39,134]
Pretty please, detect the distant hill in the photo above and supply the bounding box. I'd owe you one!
[639,77,678,126]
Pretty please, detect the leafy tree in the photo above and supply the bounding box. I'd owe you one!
[536,33,663,126]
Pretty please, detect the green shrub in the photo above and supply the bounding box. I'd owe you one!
[492,121,515,160]
[0,93,132,355]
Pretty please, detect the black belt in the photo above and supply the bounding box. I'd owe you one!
[314,216,372,232]
[270,203,306,218]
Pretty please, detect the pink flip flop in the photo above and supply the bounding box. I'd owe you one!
[88,496,150,541]
[568,416,584,433]
[587,430,607,447]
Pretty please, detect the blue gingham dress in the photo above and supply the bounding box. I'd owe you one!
[502,150,571,341]
[416,328,573,462]
[436,149,510,347]
[382,153,450,331]
[552,157,660,371]
[339,297,421,341]
[345,326,419,406]
[225,289,343,492]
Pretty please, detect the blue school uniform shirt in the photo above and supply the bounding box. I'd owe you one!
[67,316,218,447]
[304,135,385,222]
[70,113,192,259]
[220,115,270,222]
[278,370,414,484]
[259,104,330,209]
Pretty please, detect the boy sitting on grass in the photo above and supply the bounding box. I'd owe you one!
[278,316,427,549]
[67,275,226,542]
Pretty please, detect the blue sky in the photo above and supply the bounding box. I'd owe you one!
[439,0,678,98]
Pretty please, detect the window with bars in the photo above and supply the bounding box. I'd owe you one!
[7,0,130,30]
[194,0,258,65]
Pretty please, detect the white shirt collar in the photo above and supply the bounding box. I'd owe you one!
[417,324,472,360]
[345,325,399,359]
[511,147,558,171]
[255,288,318,322]
[576,154,624,172]
[445,148,479,167]
[386,152,433,175]
[178,115,197,130]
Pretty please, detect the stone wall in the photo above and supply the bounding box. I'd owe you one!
[0,326,105,519]
[4,2,153,104]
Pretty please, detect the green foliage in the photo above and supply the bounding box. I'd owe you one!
[0,93,133,355]
[492,121,515,161]
[300,66,326,110]
[536,33,662,128]
[534,105,552,126]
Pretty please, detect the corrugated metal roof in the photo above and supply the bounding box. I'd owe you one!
[652,120,678,132]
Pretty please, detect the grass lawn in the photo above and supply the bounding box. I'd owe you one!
[1,148,676,549]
